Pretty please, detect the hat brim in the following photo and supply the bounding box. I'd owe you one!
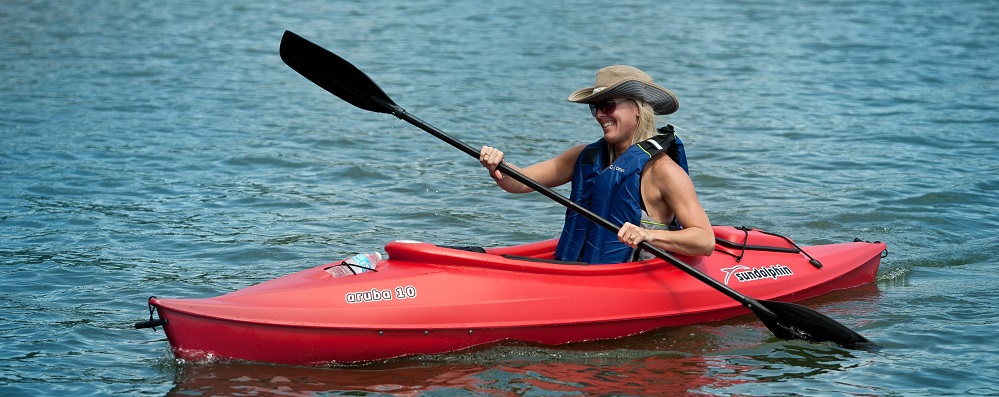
[568,80,679,115]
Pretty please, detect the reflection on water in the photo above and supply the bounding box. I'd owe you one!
[166,341,869,396]
[168,348,729,396]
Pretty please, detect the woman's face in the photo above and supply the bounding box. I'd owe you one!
[591,97,639,147]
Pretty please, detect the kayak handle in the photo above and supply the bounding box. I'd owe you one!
[135,296,167,331]
[135,318,168,330]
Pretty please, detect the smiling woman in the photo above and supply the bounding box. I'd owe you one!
[480,64,715,264]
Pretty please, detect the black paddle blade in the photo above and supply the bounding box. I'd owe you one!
[752,299,874,348]
[280,31,396,114]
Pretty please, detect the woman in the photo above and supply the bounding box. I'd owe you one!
[479,65,714,264]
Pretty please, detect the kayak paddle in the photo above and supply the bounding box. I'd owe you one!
[279,30,874,348]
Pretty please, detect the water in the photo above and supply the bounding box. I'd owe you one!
[2,0,997,395]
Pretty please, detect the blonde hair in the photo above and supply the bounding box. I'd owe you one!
[631,99,658,145]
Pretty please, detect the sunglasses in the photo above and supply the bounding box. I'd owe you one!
[588,98,629,117]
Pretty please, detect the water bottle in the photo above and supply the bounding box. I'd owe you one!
[325,252,382,277]
[346,252,381,272]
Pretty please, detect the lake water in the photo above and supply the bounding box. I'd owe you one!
[2,0,997,395]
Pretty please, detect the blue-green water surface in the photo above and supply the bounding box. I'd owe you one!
[2,1,997,395]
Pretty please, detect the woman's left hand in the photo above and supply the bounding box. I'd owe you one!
[617,222,647,248]
[479,145,505,180]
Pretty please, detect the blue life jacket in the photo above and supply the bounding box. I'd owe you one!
[554,126,687,264]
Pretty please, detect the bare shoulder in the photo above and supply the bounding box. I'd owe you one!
[644,154,691,185]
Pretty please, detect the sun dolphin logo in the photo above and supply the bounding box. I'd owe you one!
[720,264,794,285]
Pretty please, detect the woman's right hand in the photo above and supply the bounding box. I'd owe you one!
[479,146,505,180]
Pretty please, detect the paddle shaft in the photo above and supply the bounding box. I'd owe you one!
[372,98,777,319]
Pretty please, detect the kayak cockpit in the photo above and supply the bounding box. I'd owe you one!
[383,226,823,275]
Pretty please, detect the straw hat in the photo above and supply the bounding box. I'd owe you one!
[567,65,679,115]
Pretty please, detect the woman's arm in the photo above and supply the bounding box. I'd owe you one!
[618,156,715,257]
[479,144,585,193]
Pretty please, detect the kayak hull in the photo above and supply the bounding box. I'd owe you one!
[147,226,885,365]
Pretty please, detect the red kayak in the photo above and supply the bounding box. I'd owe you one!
[138,226,885,365]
